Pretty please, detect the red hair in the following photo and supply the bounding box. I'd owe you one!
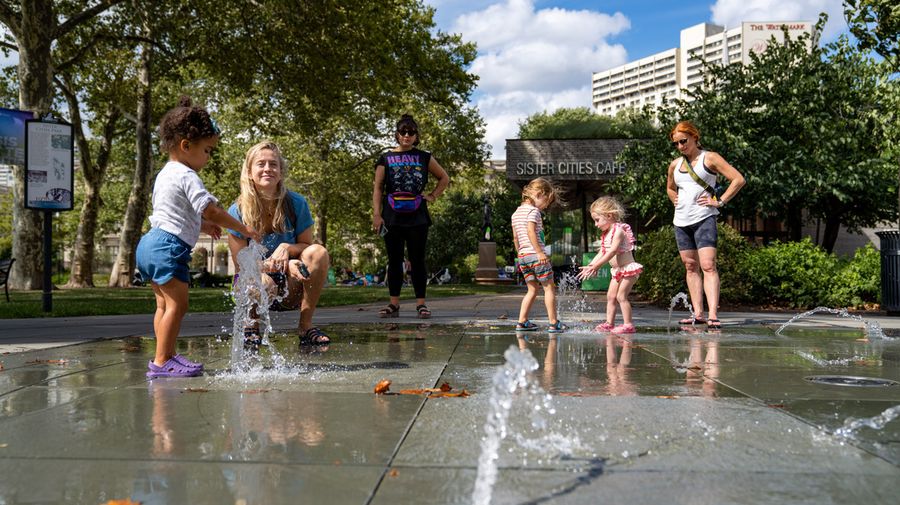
[670,120,700,142]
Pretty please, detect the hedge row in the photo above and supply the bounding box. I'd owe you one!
[635,224,880,309]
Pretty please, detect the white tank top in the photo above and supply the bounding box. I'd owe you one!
[672,151,719,227]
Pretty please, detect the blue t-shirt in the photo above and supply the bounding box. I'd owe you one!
[228,191,314,258]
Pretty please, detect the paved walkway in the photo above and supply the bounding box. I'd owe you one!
[3,292,899,352]
[1,292,898,504]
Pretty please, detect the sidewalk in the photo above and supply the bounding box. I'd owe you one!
[2,292,898,353]
[1,291,898,504]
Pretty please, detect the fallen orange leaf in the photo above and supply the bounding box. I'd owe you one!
[103,500,141,505]
[374,379,392,394]
[439,382,452,392]
[399,389,426,395]
[389,469,400,477]
[27,359,68,365]
[430,390,470,398]
[656,395,680,399]
[767,403,785,409]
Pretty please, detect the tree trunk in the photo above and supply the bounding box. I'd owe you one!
[787,205,803,242]
[316,205,327,247]
[109,40,153,288]
[821,213,841,254]
[10,0,55,289]
[66,101,120,288]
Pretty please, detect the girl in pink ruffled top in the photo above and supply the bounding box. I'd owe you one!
[577,196,643,334]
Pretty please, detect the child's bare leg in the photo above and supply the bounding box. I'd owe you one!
[605,279,620,325]
[518,280,540,322]
[152,285,166,340]
[616,276,638,325]
[152,279,189,366]
[542,280,558,324]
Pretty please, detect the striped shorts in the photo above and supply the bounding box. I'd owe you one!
[517,254,554,284]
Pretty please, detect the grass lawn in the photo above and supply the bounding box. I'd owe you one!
[0,283,521,319]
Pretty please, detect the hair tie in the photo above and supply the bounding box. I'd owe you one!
[209,116,222,135]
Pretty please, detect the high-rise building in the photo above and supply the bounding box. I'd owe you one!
[592,21,812,115]
[0,165,12,192]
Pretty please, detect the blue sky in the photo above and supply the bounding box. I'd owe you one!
[424,0,850,158]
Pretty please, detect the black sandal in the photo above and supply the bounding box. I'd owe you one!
[379,303,399,318]
[243,327,263,350]
[300,327,330,346]
[416,304,431,319]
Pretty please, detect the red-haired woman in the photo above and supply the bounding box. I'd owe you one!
[666,121,745,329]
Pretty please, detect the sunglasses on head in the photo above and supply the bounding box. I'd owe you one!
[671,138,689,148]
[398,129,418,137]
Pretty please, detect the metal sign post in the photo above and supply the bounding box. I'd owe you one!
[24,116,74,312]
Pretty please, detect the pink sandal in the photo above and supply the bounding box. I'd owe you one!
[611,324,636,334]
[595,322,615,332]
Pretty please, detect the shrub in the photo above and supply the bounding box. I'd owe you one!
[635,226,881,309]
[828,243,880,308]
[633,226,685,303]
[455,253,479,282]
[0,236,11,260]
[635,223,752,304]
[742,238,838,308]
[191,250,207,270]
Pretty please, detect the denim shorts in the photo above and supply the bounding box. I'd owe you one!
[674,215,718,251]
[136,228,192,285]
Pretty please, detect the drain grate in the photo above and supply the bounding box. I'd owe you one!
[804,375,899,387]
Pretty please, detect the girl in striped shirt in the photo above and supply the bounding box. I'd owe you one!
[511,178,566,333]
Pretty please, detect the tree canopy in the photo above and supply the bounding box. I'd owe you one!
[0,0,489,286]
[845,0,900,68]
[613,16,898,252]
[517,106,654,139]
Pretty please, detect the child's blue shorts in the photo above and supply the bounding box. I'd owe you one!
[136,228,192,285]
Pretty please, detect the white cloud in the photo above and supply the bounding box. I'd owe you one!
[476,86,592,161]
[710,0,847,41]
[447,0,630,158]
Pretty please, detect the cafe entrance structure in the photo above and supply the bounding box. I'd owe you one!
[505,138,789,277]
[505,138,633,277]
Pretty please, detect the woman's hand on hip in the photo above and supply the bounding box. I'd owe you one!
[697,194,718,207]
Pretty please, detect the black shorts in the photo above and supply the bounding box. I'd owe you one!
[266,272,294,311]
[674,216,718,251]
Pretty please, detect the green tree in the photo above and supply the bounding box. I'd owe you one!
[187,1,487,267]
[0,0,124,289]
[517,106,655,139]
[845,0,900,68]
[55,26,136,287]
[615,16,897,252]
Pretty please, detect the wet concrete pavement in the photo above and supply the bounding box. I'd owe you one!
[1,292,899,504]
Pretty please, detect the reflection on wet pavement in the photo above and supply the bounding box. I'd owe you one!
[0,323,898,503]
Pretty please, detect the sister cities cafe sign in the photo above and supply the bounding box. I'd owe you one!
[505,138,632,182]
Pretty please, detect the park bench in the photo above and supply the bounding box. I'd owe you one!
[0,258,14,302]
